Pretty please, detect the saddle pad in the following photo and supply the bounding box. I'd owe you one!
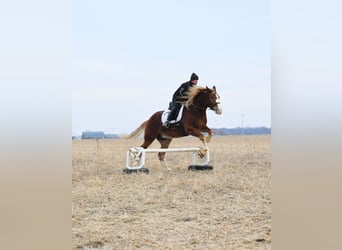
[161,106,184,124]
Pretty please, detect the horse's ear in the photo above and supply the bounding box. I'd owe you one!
[213,85,220,98]
[206,86,210,90]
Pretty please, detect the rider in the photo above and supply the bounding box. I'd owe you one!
[162,72,199,128]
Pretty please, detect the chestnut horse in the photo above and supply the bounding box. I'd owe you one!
[126,85,222,168]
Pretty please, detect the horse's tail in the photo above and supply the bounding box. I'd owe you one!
[123,121,147,139]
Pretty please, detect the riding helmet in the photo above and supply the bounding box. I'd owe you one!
[190,72,199,81]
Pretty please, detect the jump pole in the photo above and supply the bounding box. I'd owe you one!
[124,147,212,174]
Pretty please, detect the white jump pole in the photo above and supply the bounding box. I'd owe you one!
[126,147,210,170]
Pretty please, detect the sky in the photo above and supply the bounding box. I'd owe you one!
[72,0,270,135]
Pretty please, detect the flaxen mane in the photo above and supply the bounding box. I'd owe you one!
[177,86,208,108]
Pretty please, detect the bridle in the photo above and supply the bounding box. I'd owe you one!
[191,103,207,110]
[191,92,221,111]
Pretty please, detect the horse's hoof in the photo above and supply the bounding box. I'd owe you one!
[198,149,207,158]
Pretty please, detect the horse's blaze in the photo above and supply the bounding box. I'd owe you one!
[214,103,223,115]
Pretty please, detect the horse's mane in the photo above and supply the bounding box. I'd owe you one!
[178,86,209,108]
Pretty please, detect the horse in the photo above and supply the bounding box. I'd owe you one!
[125,85,222,169]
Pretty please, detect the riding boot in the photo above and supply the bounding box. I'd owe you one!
[162,113,173,127]
[162,120,170,128]
[163,103,181,127]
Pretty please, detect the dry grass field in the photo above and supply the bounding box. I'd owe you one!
[72,135,271,249]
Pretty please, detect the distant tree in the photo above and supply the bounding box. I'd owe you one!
[213,127,271,135]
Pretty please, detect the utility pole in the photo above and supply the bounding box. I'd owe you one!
[241,114,244,135]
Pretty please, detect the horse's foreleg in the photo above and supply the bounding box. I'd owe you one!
[199,141,209,158]
[187,129,208,158]
[202,126,214,143]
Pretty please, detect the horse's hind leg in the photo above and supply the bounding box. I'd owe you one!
[140,115,161,149]
[157,135,172,170]
[140,128,158,149]
[141,138,154,149]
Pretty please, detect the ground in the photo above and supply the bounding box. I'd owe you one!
[72,135,271,249]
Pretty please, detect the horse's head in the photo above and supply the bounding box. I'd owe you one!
[206,86,222,115]
[184,86,222,115]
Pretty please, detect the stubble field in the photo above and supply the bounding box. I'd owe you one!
[72,135,271,249]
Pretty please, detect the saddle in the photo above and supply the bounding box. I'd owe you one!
[161,105,184,125]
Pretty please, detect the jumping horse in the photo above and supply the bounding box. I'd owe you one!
[125,85,222,169]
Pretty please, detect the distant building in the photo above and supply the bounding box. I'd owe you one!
[81,131,105,139]
[104,133,120,139]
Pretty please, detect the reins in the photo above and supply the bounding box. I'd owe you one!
[190,103,207,110]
